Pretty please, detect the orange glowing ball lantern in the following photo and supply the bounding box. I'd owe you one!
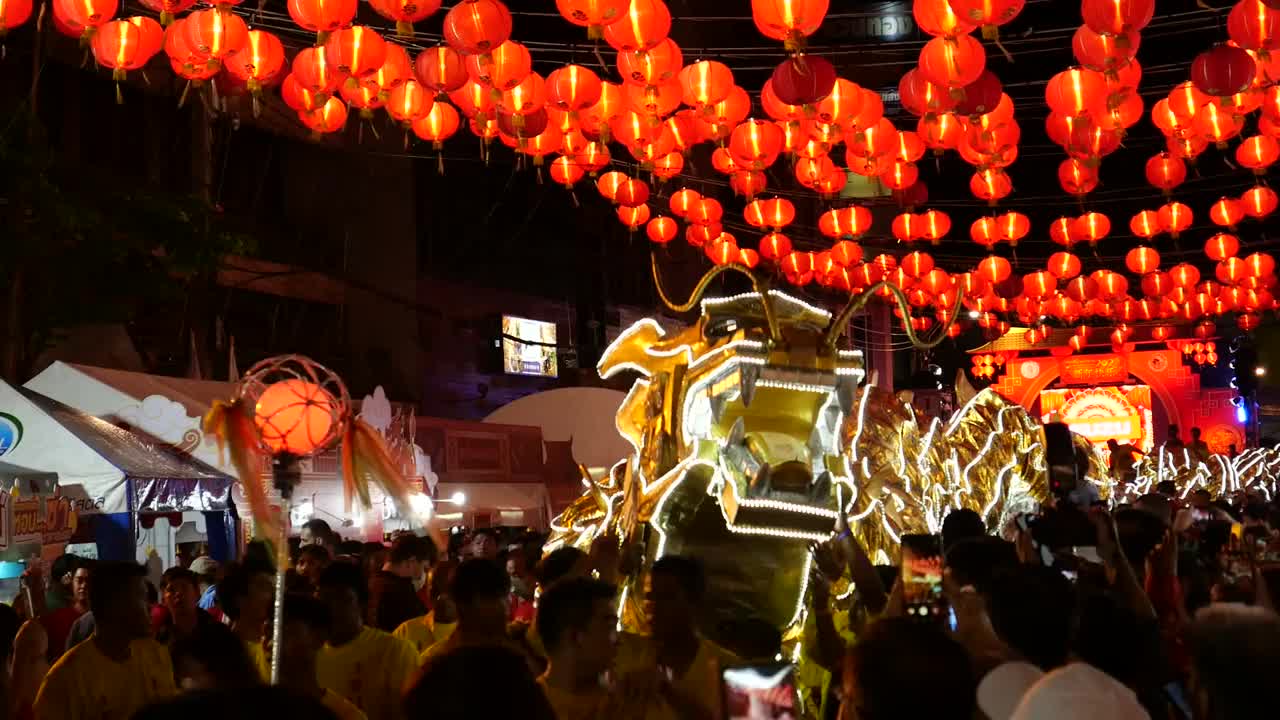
[1049,216,1078,246]
[751,0,829,50]
[902,251,935,278]
[1145,152,1186,194]
[1245,252,1277,278]
[1125,246,1160,275]
[971,168,1012,204]
[1242,185,1279,218]
[1048,251,1082,279]
[729,119,784,170]
[369,0,442,38]
[1158,201,1193,237]
[1082,0,1155,35]
[1194,101,1245,147]
[1237,135,1280,174]
[288,0,357,42]
[899,69,957,117]
[1046,67,1106,118]
[646,216,678,244]
[410,100,460,148]
[185,8,248,60]
[603,0,671,53]
[224,29,285,95]
[1170,263,1201,289]
[1073,211,1111,244]
[1129,209,1160,239]
[443,0,512,55]
[893,212,921,243]
[1058,158,1099,196]
[685,223,722,247]
[1210,197,1245,229]
[978,255,1012,283]
[1206,233,1241,261]
[557,0,631,39]
[919,34,986,89]
[617,204,651,230]
[549,155,585,188]
[324,25,387,81]
[466,39,531,93]
[1,0,35,34]
[253,379,338,457]
[1066,276,1099,303]
[1228,0,1280,52]
[759,232,793,261]
[1072,24,1139,71]
[969,216,1000,248]
[415,46,469,97]
[618,37,682,89]
[546,64,602,113]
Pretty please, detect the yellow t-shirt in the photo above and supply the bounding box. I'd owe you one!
[245,639,271,682]
[393,612,456,654]
[33,635,177,720]
[613,634,740,720]
[321,689,369,720]
[318,626,418,720]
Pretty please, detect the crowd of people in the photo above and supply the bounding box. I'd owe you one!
[0,484,1277,720]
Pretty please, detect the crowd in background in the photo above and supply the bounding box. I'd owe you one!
[0,482,1277,719]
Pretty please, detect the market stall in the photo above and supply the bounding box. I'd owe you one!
[0,462,71,604]
[0,379,234,562]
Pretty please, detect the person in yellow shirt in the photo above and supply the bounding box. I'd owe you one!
[316,562,419,720]
[393,561,457,654]
[218,559,276,682]
[277,593,367,720]
[418,558,525,668]
[614,555,740,720]
[536,576,625,720]
[33,561,177,720]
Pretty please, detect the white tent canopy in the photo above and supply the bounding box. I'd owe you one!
[482,387,630,470]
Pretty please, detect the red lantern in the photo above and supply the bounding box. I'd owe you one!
[412,100,460,148]
[1158,201,1193,237]
[1048,251,1082,279]
[443,0,511,55]
[1045,67,1106,117]
[1144,152,1186,194]
[998,211,1030,245]
[729,119,784,170]
[969,216,999,248]
[639,215,675,245]
[1245,252,1277,278]
[1237,135,1280,174]
[1072,24,1139,71]
[557,0,630,39]
[954,70,1003,118]
[949,0,1025,40]
[1049,216,1078,246]
[970,168,1011,203]
[820,206,872,239]
[918,112,963,153]
[1192,44,1257,97]
[325,26,387,80]
[758,232,792,261]
[1228,0,1280,52]
[1210,197,1245,229]
[1242,185,1279,218]
[1125,246,1160,275]
[1170,263,1201,288]
[497,72,546,116]
[1066,276,1099,303]
[185,8,247,60]
[1194,101,1245,148]
[915,0,976,36]
[467,40,531,93]
[899,68,957,117]
[288,0,357,43]
[1206,233,1241,261]
[603,0,670,53]
[1082,0,1155,36]
[1058,158,1098,196]
[687,197,724,225]
[549,155,585,188]
[919,34,986,89]
[752,0,829,49]
[1073,211,1111,244]
[618,37,682,88]
[546,64,603,114]
[678,60,734,108]
[1130,209,1160,239]
[669,188,700,217]
[369,0,442,38]
[978,255,1012,283]
[770,55,836,106]
[416,45,469,96]
[254,379,337,456]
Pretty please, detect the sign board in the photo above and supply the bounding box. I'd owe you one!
[1040,385,1154,451]
[1059,355,1129,386]
[0,494,78,550]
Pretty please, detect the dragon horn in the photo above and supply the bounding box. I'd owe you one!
[822,280,965,352]
[650,252,782,344]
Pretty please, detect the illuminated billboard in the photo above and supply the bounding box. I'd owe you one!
[1040,385,1154,453]
[502,316,558,378]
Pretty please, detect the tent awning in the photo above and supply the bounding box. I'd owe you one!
[16,388,232,513]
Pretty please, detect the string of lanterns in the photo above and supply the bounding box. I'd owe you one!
[2,0,1277,347]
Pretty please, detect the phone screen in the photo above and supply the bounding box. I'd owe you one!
[901,534,944,622]
[721,663,797,720]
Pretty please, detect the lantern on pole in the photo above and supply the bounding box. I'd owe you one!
[204,355,420,686]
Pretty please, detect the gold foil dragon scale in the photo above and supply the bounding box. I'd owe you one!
[547,256,1081,641]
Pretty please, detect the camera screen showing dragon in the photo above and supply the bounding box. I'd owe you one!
[545,256,1270,651]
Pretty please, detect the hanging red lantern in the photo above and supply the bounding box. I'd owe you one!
[293,46,341,97]
[769,55,836,108]
[300,95,349,135]
[1206,233,1241,261]
[1073,211,1111,244]
[1144,152,1186,194]
[617,204,651,230]
[668,188,700,218]
[893,212,921,243]
[758,232,792,261]
[1218,257,1249,284]
[368,0,442,38]
[640,215,676,245]
[970,168,1011,203]
[954,70,1004,118]
[706,235,740,266]
[387,80,432,125]
[549,155,584,189]
[412,100,460,148]
[325,25,386,81]
[915,0,976,36]
[722,170,763,198]
[1211,197,1245,229]
[1072,24,1139,71]
[546,64,603,114]
[91,19,144,87]
[1049,216,1078,246]
[443,0,511,55]
[618,37,682,88]
[678,60,734,109]
[1192,43,1257,97]
[902,251,935,278]
[1046,67,1107,118]
[1170,263,1201,288]
[899,68,957,117]
[497,71,546,116]
[1158,201,1193,237]
[288,0,357,43]
[882,160,919,191]
[1066,276,1099,303]
[684,223,721,247]
[223,28,284,108]
[1125,246,1160,275]
[919,34,986,89]
[603,0,670,53]
[820,206,872,239]
[1228,0,1280,52]
[1242,185,1279,218]
[467,40,531,93]
[830,240,864,267]
[1194,101,1245,148]
[185,8,247,60]
[1245,252,1277,278]
[687,197,724,225]
[751,0,829,49]
[1082,0,1155,35]
[949,0,1025,41]
[969,216,1000,249]
[729,119,784,170]
[613,178,650,208]
[978,255,1012,283]
[1130,209,1160,239]
[557,0,630,39]
[1237,135,1280,174]
[1058,158,1099,196]
[416,45,469,96]
[917,112,963,153]
[997,211,1030,246]
[1,0,34,33]
[652,152,684,181]
[1048,251,1082,279]
[53,0,117,39]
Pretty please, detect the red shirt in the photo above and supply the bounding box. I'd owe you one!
[509,594,535,624]
[40,606,85,659]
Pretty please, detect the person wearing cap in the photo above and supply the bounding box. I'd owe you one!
[189,557,222,621]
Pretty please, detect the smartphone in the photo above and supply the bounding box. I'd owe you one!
[900,534,946,623]
[721,662,797,720]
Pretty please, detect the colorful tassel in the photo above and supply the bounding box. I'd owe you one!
[204,399,276,537]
